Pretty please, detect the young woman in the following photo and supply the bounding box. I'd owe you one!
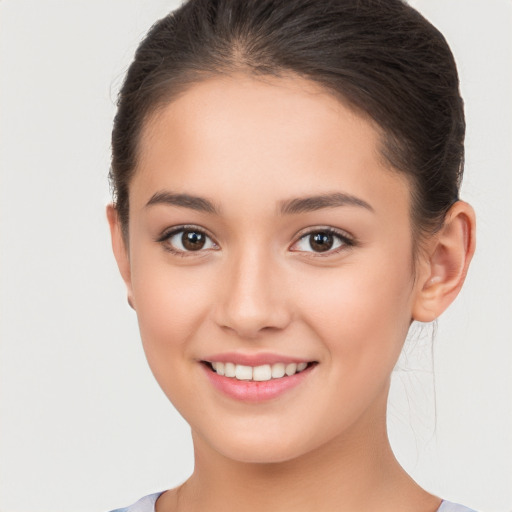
[106,0,476,510]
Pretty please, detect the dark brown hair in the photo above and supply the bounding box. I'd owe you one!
[110,0,464,242]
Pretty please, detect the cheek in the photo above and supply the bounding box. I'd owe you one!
[130,253,214,362]
[299,250,414,372]
[129,257,219,413]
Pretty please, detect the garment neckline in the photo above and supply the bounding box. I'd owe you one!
[151,493,451,512]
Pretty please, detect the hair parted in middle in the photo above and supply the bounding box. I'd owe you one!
[111,0,465,244]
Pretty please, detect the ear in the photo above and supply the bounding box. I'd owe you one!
[106,204,135,309]
[412,201,476,322]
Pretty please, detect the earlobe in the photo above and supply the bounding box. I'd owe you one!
[106,204,135,309]
[412,201,476,322]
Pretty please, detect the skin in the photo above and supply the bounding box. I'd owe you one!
[108,74,475,512]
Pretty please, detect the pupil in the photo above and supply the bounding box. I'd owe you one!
[310,232,333,252]
[182,230,205,251]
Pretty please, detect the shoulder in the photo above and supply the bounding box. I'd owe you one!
[438,501,478,512]
[108,494,477,512]
[108,492,164,512]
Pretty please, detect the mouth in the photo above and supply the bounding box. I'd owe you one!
[201,360,317,382]
[199,359,318,402]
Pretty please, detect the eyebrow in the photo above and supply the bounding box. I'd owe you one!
[145,190,374,215]
[278,192,374,215]
[145,191,220,214]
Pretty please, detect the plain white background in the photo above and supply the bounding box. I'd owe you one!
[1,1,511,511]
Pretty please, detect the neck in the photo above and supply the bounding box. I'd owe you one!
[161,392,440,512]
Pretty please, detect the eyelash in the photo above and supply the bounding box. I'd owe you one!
[156,224,219,257]
[291,227,355,257]
[156,225,355,257]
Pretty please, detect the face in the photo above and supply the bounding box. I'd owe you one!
[116,74,425,463]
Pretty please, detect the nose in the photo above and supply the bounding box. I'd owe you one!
[213,246,292,339]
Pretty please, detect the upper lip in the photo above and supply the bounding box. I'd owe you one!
[202,352,315,366]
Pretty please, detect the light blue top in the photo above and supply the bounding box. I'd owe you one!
[109,492,478,512]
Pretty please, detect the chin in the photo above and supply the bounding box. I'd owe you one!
[222,445,302,464]
[205,428,314,464]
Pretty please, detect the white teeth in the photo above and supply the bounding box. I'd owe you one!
[209,361,311,381]
[224,362,236,378]
[253,364,272,381]
[235,364,253,380]
[271,362,285,379]
[215,362,225,376]
[285,363,297,376]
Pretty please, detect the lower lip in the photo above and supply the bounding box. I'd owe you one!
[201,363,316,403]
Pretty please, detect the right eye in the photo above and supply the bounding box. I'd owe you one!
[158,226,218,255]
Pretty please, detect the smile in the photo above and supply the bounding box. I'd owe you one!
[205,361,312,381]
[200,359,318,402]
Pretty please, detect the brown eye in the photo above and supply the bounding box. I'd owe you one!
[182,230,206,251]
[163,227,217,254]
[309,232,334,252]
[291,229,352,255]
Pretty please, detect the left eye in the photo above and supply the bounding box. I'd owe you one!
[292,230,350,253]
[165,228,217,252]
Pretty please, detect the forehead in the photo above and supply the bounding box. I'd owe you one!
[133,74,410,216]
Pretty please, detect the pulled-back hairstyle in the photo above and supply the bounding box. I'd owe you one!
[111,0,464,244]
